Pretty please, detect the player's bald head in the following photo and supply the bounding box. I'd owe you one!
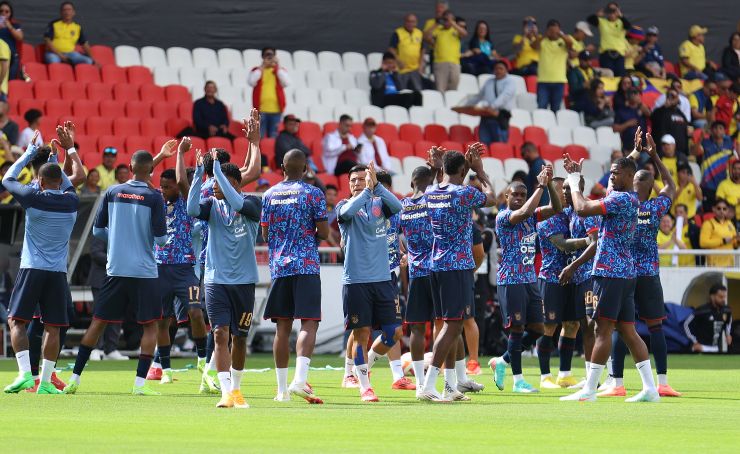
[635,169,652,182]
[282,148,307,176]
[508,181,527,194]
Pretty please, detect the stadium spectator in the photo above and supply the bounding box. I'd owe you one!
[512,16,539,76]
[87,235,127,361]
[0,29,7,99]
[638,26,665,78]
[422,0,448,32]
[675,203,702,259]
[255,178,270,193]
[567,21,593,68]
[716,160,740,213]
[689,79,718,129]
[679,25,709,81]
[302,169,325,193]
[274,114,315,171]
[324,184,341,248]
[17,109,42,150]
[673,161,702,220]
[80,168,100,195]
[357,117,392,172]
[567,51,598,112]
[388,13,424,91]
[0,99,17,145]
[659,134,678,182]
[624,26,645,72]
[654,77,691,122]
[713,76,740,136]
[720,32,740,82]
[613,88,649,151]
[587,2,631,76]
[657,213,683,267]
[461,20,498,76]
[613,74,636,110]
[369,52,422,108]
[44,2,95,65]
[247,47,290,138]
[322,114,359,176]
[468,59,515,145]
[685,284,733,353]
[94,147,117,190]
[698,121,734,205]
[0,2,22,80]
[424,9,467,91]
[650,88,689,158]
[533,19,573,112]
[114,164,130,184]
[189,81,234,140]
[700,198,739,267]
[521,141,550,206]
[583,78,614,128]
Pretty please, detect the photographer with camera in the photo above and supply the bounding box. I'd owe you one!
[248,47,291,138]
[650,87,690,158]
[512,16,540,76]
[423,9,467,92]
[587,2,631,77]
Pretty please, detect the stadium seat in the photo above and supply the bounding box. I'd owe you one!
[383,106,409,126]
[344,88,370,107]
[342,52,368,72]
[293,50,319,71]
[275,49,294,71]
[504,158,529,179]
[60,81,87,101]
[510,108,532,129]
[482,157,506,182]
[75,64,101,83]
[87,117,113,136]
[309,105,334,125]
[523,126,548,147]
[389,140,413,159]
[193,47,218,69]
[434,110,460,129]
[388,157,403,175]
[540,144,564,161]
[217,48,244,69]
[399,124,423,143]
[318,51,343,71]
[164,85,191,104]
[127,66,154,85]
[305,70,332,89]
[333,105,358,121]
[125,100,152,118]
[489,142,515,160]
[392,172,411,194]
[88,82,117,103]
[9,80,33,100]
[114,117,140,136]
[563,144,589,161]
[237,48,259,70]
[47,63,75,83]
[154,67,179,86]
[99,99,125,118]
[556,109,582,129]
[509,74,527,94]
[524,75,537,93]
[424,124,448,144]
[414,140,436,158]
[45,99,72,119]
[20,42,36,64]
[596,126,621,149]
[320,88,344,107]
[572,126,597,147]
[295,88,320,106]
[98,135,126,155]
[330,71,356,90]
[152,101,178,120]
[140,118,167,137]
[367,52,383,70]
[113,83,140,102]
[515,92,538,111]
[581,159,604,181]
[359,105,384,123]
[444,90,466,108]
[141,46,167,69]
[177,102,193,121]
[166,118,189,137]
[101,65,128,84]
[548,126,572,147]
[449,125,473,143]
[532,109,557,129]
[285,103,308,120]
[126,135,152,154]
[114,45,141,66]
[458,113,479,130]
[553,159,567,178]
[589,144,613,167]
[205,67,232,89]
[34,80,61,100]
[140,84,166,102]
[72,99,99,117]
[409,106,434,127]
[478,73,493,88]
[458,73,479,94]
[24,62,48,81]
[178,67,205,88]
[217,85,242,107]
[375,123,399,143]
[354,71,370,90]
[403,156,427,173]
[297,121,321,145]
[89,45,115,66]
[206,137,233,154]
[440,140,463,152]
[167,46,194,68]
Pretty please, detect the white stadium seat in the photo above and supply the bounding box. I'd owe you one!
[581,159,604,181]
[193,47,218,69]
[689,162,701,182]
[243,49,262,69]
[333,105,358,121]
[308,105,334,124]
[444,90,466,108]
[283,104,308,120]
[179,67,205,88]
[403,156,427,174]
[230,69,250,88]
[330,71,356,90]
[482,157,506,182]
[342,52,368,72]
[344,88,370,107]
[154,67,179,86]
[596,126,621,149]
[166,46,193,68]
[305,70,331,89]
[458,73,479,94]
[383,105,410,126]
[515,92,538,112]
[434,109,460,128]
[318,51,343,71]
[204,67,231,89]
[478,73,493,88]
[293,50,319,71]
[294,87,320,106]
[367,52,383,70]
[190,84,203,100]
[217,48,244,70]
[320,88,344,107]
[392,173,412,194]
[458,113,479,129]
[359,105,384,123]
[556,109,582,128]
[389,157,403,175]
[276,50,294,70]
[282,87,294,105]
[114,45,141,67]
[532,109,557,129]
[504,158,529,180]
[589,144,614,166]
[354,71,370,90]
[421,90,445,109]
[218,85,243,107]
[510,108,532,129]
[231,102,252,123]
[548,126,572,147]
[572,126,597,147]
[140,46,167,70]
[509,74,527,94]
[410,106,435,126]
[286,69,306,89]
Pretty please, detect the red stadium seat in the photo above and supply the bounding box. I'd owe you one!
[439,140,463,152]
[189,136,206,154]
[125,100,152,118]
[73,135,97,156]
[423,124,448,143]
[350,123,362,137]
[489,142,515,160]
[375,123,399,143]
[86,116,114,136]
[97,135,126,156]
[24,62,48,81]
[322,122,338,135]
[664,61,676,76]
[74,64,101,83]
[45,99,72,119]
[140,118,167,137]
[152,101,178,120]
[57,115,85,135]
[562,144,589,161]
[114,117,140,136]
[398,123,423,143]
[166,118,189,136]
[60,81,88,101]
[165,85,191,104]
[413,140,436,158]
[87,82,114,102]
[99,99,125,118]
[72,99,98,118]
[34,44,46,62]
[178,102,192,120]
[47,63,75,83]
[540,144,563,161]
[20,42,37,64]
[228,120,244,138]
[89,45,116,66]
[508,126,523,150]
[449,125,473,143]
[81,150,103,168]
[523,126,548,147]
[260,138,276,164]
[125,135,152,154]
[101,65,127,84]
[126,66,154,85]
[18,98,45,115]
[318,174,338,188]
[9,80,33,100]
[297,121,321,145]
[525,75,537,93]
[389,140,413,159]
[114,83,140,102]
[39,118,58,141]
[140,84,166,102]
[206,137,233,154]
[232,137,249,160]
[34,80,61,100]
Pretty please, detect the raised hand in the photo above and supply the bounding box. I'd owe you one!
[178,136,192,155]
[465,142,486,173]
[644,132,658,159]
[242,108,261,144]
[427,146,445,170]
[537,164,553,186]
[562,153,583,173]
[195,149,204,167]
[63,120,76,143]
[55,125,73,150]
[210,148,220,162]
[365,161,378,190]
[160,138,178,157]
[633,126,643,154]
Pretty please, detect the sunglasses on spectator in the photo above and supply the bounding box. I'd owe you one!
[103,147,118,155]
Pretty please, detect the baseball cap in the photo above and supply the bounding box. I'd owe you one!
[575,21,593,37]
[661,134,676,144]
[283,114,301,123]
[713,72,729,82]
[646,26,659,35]
[363,117,377,126]
[578,50,592,60]
[103,147,117,155]
[689,25,708,37]
[626,26,645,41]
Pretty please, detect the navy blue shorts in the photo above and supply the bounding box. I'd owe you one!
[405,275,434,324]
[430,270,475,321]
[159,264,202,324]
[9,269,70,326]
[94,276,162,324]
[205,283,255,337]
[575,278,596,318]
[498,282,544,327]
[540,279,581,323]
[264,274,322,321]
[634,275,666,321]
[343,280,401,330]
[592,276,636,323]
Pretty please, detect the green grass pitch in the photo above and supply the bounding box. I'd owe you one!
[1,354,739,452]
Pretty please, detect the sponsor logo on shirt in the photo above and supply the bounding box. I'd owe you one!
[116,192,145,201]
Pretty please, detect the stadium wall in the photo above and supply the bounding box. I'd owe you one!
[15,0,736,63]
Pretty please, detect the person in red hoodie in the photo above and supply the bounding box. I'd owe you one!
[248,47,291,138]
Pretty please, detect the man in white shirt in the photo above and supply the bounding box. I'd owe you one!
[653,77,691,121]
[468,60,517,145]
[18,109,44,151]
[357,118,393,173]
[322,114,359,176]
